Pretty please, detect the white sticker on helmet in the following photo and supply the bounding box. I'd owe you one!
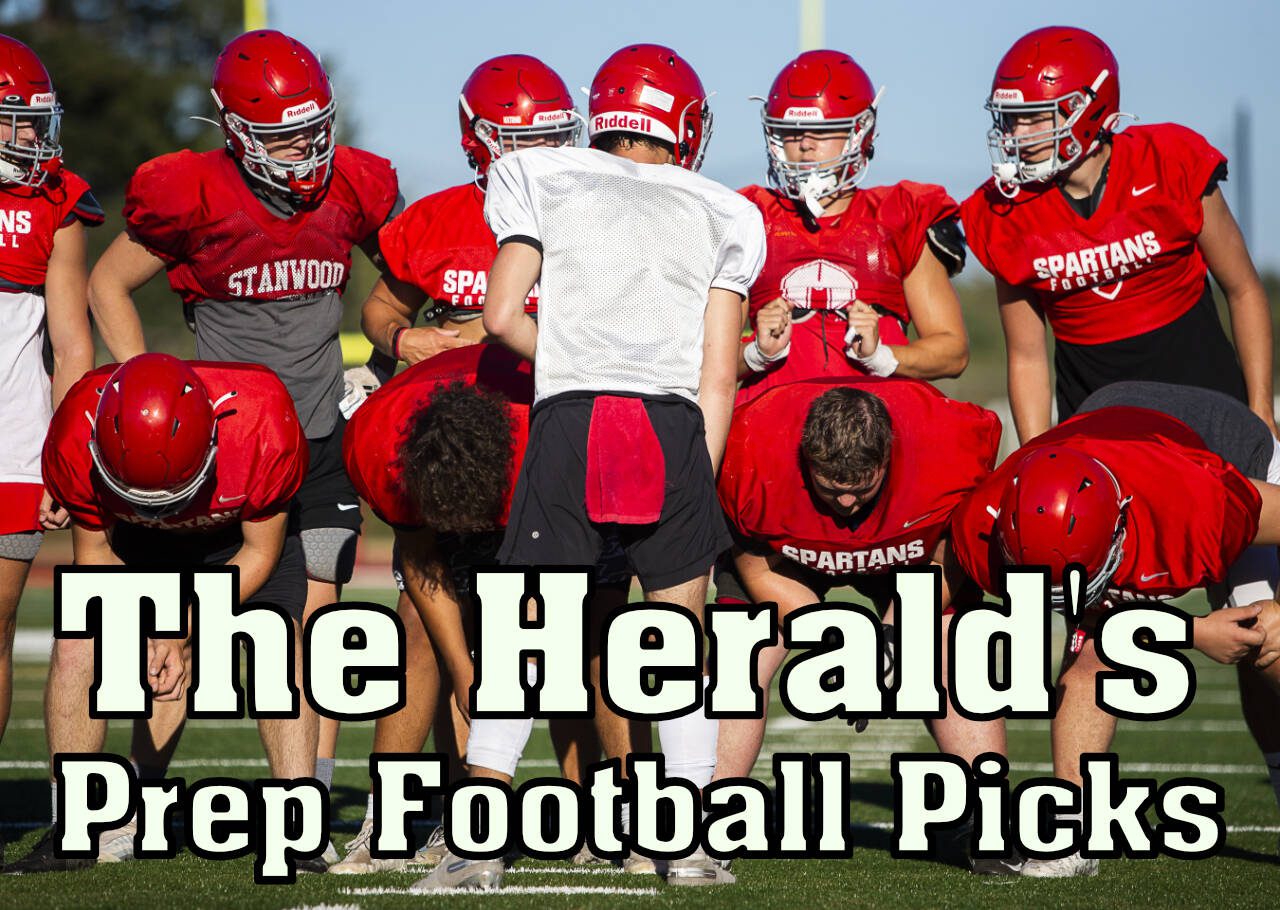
[638,84,675,112]
[282,99,320,121]
[991,88,1024,103]
[532,110,571,125]
[782,106,824,119]
[29,92,55,106]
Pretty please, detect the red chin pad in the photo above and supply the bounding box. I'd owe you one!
[585,396,665,524]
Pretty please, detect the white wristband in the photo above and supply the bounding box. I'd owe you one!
[849,342,899,377]
[743,338,789,373]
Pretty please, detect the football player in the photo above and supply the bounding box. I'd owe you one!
[715,377,1020,874]
[961,26,1273,442]
[736,50,969,405]
[0,36,102,866]
[951,381,1280,877]
[8,353,315,873]
[0,36,101,769]
[338,344,638,874]
[426,43,764,890]
[85,30,401,822]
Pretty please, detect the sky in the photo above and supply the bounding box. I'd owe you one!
[269,0,1280,272]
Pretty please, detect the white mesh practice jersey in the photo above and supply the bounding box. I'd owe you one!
[485,146,766,403]
[0,290,52,485]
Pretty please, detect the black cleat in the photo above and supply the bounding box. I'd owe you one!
[295,854,331,874]
[5,829,96,874]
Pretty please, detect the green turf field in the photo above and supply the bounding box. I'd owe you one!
[1,583,1277,909]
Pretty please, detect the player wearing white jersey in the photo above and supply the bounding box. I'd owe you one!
[411,44,764,892]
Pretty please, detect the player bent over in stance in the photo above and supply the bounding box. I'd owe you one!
[735,49,969,403]
[337,345,636,873]
[415,44,765,891]
[8,354,317,873]
[950,381,1280,877]
[87,32,402,834]
[0,36,101,765]
[715,378,1020,874]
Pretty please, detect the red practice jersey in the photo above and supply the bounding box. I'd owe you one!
[123,146,398,303]
[719,377,1002,576]
[961,123,1224,345]
[737,182,959,405]
[42,362,307,532]
[951,407,1261,602]
[0,168,102,285]
[343,344,532,530]
[378,182,537,318]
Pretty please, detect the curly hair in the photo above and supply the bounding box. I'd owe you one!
[399,382,516,534]
[800,387,893,485]
[591,131,675,158]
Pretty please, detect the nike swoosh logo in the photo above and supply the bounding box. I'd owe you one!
[1140,572,1169,582]
[903,513,936,529]
[337,503,360,511]
[1132,183,1157,196]
[217,494,246,504]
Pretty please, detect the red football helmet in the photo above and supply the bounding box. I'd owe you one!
[89,354,219,519]
[759,50,881,207]
[986,26,1120,194]
[996,446,1131,608]
[211,30,336,202]
[588,44,712,171]
[459,54,580,180]
[0,35,62,188]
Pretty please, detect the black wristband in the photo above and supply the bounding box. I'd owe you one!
[392,326,408,360]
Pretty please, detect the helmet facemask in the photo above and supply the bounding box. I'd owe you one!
[88,433,218,521]
[215,89,337,203]
[763,104,876,215]
[0,98,62,187]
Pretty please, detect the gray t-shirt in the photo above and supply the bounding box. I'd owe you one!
[194,290,344,439]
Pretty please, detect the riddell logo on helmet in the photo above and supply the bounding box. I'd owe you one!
[592,113,653,133]
[991,89,1024,103]
[29,92,55,106]
[282,100,320,121]
[783,106,824,119]
[533,110,571,125]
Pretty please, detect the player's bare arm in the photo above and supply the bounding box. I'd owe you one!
[396,528,474,722]
[701,288,746,470]
[739,298,791,378]
[41,219,95,530]
[483,240,541,362]
[226,512,289,603]
[997,276,1053,443]
[891,246,969,379]
[86,230,163,360]
[1198,188,1276,435]
[362,274,475,365]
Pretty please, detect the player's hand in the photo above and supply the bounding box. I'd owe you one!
[755,299,792,359]
[38,490,70,530]
[1192,604,1266,664]
[1248,599,1280,669]
[338,365,381,420]
[844,302,880,358]
[398,326,477,366]
[147,637,188,701]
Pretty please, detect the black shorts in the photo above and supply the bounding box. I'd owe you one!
[108,522,307,621]
[1077,381,1275,480]
[293,416,362,534]
[392,528,632,602]
[499,392,730,591]
[1053,282,1247,421]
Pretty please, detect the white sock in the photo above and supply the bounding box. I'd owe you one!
[316,757,335,792]
[50,781,58,825]
[1265,752,1280,811]
[620,803,631,837]
[657,678,718,789]
[365,792,375,822]
[465,663,539,777]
